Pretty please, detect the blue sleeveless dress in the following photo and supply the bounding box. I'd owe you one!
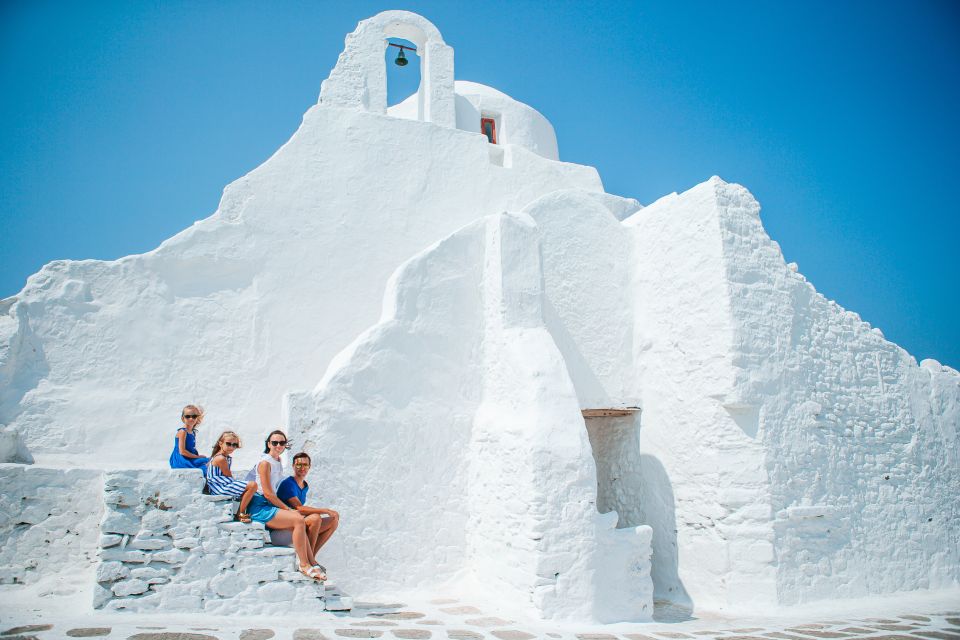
[205,455,249,497]
[169,428,209,469]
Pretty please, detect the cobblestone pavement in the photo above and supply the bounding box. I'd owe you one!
[1,597,957,640]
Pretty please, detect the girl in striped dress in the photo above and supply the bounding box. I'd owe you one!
[206,431,257,523]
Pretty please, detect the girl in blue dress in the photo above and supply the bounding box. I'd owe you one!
[205,430,257,522]
[168,404,209,469]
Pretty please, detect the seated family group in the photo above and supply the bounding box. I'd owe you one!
[168,404,337,583]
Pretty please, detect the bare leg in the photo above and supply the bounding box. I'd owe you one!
[305,514,323,555]
[237,482,256,516]
[312,509,340,555]
[266,510,317,570]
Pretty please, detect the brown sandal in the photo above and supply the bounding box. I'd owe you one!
[234,511,252,523]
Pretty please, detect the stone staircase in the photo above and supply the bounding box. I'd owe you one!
[94,469,351,613]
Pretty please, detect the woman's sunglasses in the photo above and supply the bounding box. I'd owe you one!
[224,442,239,447]
[269,440,287,447]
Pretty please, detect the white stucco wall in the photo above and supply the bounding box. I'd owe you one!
[624,177,960,611]
[285,210,653,622]
[708,181,960,603]
[321,11,455,128]
[454,82,560,161]
[0,65,602,469]
[0,8,956,622]
[389,81,561,162]
[523,190,637,408]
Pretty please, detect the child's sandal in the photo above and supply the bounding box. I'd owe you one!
[235,512,252,524]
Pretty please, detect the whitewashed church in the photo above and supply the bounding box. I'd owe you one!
[0,10,957,623]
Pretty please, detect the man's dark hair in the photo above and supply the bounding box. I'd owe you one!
[293,451,312,465]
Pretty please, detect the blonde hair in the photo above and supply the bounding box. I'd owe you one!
[211,430,242,459]
[180,404,204,433]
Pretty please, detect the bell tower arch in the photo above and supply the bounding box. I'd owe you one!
[319,11,456,128]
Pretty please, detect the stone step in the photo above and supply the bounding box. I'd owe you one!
[279,570,324,583]
[239,546,297,557]
[325,595,354,611]
[218,521,267,532]
[201,494,236,502]
[94,470,340,613]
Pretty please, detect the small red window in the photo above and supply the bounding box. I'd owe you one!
[481,117,497,144]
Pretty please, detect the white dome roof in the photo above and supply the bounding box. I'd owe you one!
[388,81,560,161]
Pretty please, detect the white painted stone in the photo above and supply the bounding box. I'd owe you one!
[0,425,32,463]
[325,596,353,611]
[99,534,122,548]
[210,571,245,597]
[112,577,149,596]
[100,510,140,536]
[129,566,166,580]
[257,580,297,602]
[235,538,264,550]
[18,503,51,525]
[200,537,230,554]
[130,537,170,551]
[100,548,149,564]
[159,592,201,610]
[172,536,200,549]
[240,546,296,557]
[103,487,138,507]
[140,509,177,531]
[92,582,112,608]
[95,560,129,582]
[238,563,280,584]
[150,548,188,565]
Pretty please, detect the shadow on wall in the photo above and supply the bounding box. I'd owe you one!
[584,414,691,613]
[0,304,46,462]
[640,453,691,612]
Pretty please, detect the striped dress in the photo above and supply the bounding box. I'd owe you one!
[205,455,248,497]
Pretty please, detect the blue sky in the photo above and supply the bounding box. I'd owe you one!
[1,1,958,367]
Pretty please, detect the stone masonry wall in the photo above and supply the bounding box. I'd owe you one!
[712,179,960,604]
[94,469,344,613]
[0,465,102,585]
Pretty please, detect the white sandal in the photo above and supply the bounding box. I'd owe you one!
[299,565,324,582]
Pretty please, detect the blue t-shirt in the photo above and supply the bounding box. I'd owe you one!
[276,476,309,506]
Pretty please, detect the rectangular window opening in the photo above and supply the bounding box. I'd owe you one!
[481,116,498,144]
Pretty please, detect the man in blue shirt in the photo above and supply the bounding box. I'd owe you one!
[276,451,340,581]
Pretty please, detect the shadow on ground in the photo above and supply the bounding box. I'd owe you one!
[653,599,695,623]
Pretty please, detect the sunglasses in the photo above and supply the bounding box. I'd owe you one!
[270,440,287,447]
[224,442,239,447]
[182,414,200,419]
[293,463,310,468]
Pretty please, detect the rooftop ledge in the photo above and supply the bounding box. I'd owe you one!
[581,408,640,418]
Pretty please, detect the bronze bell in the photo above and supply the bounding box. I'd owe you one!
[395,49,408,66]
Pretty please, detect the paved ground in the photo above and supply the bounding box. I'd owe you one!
[1,596,958,640]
